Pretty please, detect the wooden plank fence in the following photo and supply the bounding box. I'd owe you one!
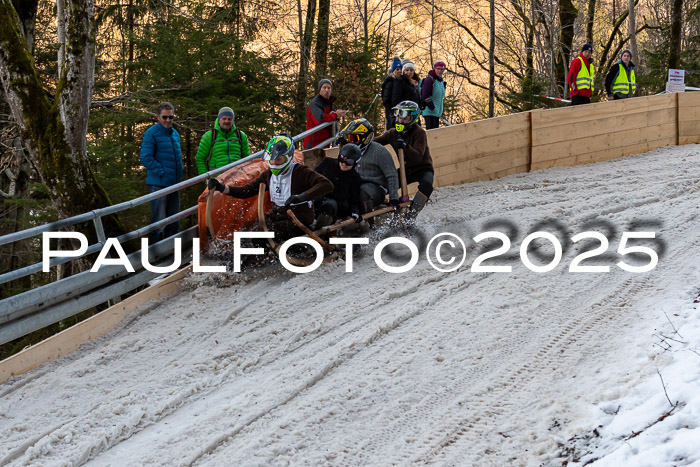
[361,92,697,188]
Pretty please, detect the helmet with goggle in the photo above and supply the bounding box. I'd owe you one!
[337,118,374,153]
[264,134,295,175]
[392,100,421,133]
[338,143,361,167]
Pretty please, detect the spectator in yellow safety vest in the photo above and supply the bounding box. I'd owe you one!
[605,49,637,100]
[568,44,595,105]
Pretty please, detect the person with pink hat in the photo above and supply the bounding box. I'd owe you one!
[421,61,447,129]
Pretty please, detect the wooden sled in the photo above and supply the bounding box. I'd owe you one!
[256,183,340,267]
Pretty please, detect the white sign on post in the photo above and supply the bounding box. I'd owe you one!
[666,69,685,93]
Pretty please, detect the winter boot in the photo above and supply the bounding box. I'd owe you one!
[313,213,334,230]
[359,220,371,234]
[406,191,429,220]
[343,222,362,236]
[361,200,375,226]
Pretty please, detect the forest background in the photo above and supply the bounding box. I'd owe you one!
[0,0,698,353]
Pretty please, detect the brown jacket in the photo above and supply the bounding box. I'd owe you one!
[374,126,434,177]
[227,163,332,225]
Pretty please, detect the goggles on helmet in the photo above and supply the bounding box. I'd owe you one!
[264,135,294,175]
[393,108,419,118]
[346,134,364,144]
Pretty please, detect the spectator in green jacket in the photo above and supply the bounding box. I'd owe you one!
[195,107,251,175]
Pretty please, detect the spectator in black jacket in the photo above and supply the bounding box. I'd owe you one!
[382,57,403,129]
[391,60,421,110]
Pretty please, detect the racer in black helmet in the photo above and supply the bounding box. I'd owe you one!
[337,118,374,154]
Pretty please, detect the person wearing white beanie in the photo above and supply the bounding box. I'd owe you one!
[391,60,421,110]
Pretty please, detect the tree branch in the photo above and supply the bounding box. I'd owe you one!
[427,0,524,80]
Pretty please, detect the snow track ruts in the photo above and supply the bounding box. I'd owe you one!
[1,145,699,466]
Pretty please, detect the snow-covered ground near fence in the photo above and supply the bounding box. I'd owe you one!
[1,144,700,466]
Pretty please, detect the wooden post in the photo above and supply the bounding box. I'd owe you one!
[676,92,680,146]
[527,111,533,173]
[398,148,408,199]
[205,186,216,241]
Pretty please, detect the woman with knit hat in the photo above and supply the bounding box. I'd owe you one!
[421,61,447,130]
[382,56,403,129]
[391,60,421,110]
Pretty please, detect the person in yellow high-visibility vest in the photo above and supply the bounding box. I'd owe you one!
[567,44,595,105]
[605,49,637,100]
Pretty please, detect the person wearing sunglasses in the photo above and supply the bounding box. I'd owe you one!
[140,102,184,244]
[313,143,364,230]
[208,134,332,240]
[374,100,433,219]
[337,118,400,216]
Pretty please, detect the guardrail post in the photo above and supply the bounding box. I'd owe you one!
[93,213,107,245]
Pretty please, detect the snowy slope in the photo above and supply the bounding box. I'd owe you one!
[1,144,699,466]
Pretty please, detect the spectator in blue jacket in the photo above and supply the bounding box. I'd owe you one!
[139,102,184,244]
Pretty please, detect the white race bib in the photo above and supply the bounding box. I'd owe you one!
[269,163,296,206]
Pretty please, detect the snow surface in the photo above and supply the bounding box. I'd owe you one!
[1,144,700,466]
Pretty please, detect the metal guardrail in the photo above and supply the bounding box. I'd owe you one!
[0,121,336,346]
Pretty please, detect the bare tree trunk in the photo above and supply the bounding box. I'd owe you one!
[363,0,368,50]
[628,0,638,67]
[56,0,95,166]
[315,0,330,76]
[555,0,578,96]
[667,0,683,70]
[489,0,495,117]
[0,0,124,237]
[586,0,596,44]
[11,0,38,53]
[385,0,393,64]
[524,2,536,110]
[430,0,435,65]
[293,0,316,134]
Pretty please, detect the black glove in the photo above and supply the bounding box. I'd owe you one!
[351,213,362,223]
[423,96,435,110]
[396,138,407,150]
[285,192,309,207]
[207,178,225,193]
[336,135,348,147]
[389,198,400,208]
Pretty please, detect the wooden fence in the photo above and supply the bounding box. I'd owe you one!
[422,92,700,188]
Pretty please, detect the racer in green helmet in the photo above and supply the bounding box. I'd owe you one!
[264,134,295,176]
[392,100,421,133]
